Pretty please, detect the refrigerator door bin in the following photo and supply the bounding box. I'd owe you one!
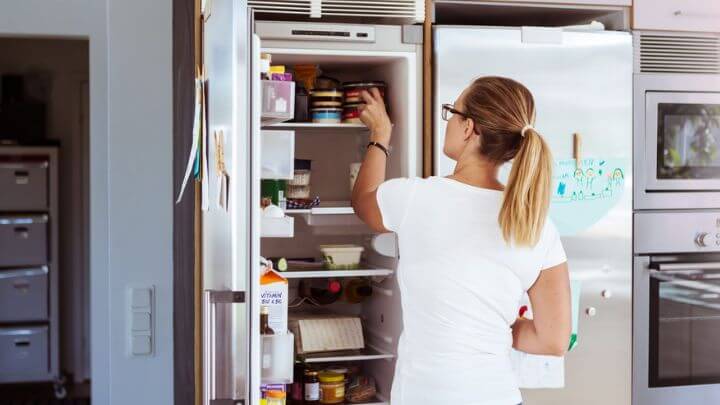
[0,158,49,211]
[0,326,49,382]
[261,332,295,384]
[0,215,49,267]
[262,80,295,125]
[261,130,295,180]
[0,266,49,322]
[261,216,295,238]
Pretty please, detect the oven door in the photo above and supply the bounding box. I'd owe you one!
[634,255,720,404]
[645,92,720,191]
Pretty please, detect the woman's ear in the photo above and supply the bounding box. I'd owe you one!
[463,118,475,141]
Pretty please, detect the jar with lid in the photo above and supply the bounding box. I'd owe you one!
[304,369,320,404]
[319,372,345,404]
[266,390,286,405]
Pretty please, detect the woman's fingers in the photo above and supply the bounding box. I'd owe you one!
[369,87,383,105]
[360,90,376,105]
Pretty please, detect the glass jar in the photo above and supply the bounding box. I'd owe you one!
[266,390,286,405]
[319,372,345,404]
[304,369,320,404]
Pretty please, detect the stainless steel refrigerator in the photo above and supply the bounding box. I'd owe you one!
[433,26,633,404]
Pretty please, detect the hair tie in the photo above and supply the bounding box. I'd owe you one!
[520,124,534,138]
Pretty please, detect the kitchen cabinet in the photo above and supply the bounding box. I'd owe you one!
[634,0,720,33]
[490,0,631,6]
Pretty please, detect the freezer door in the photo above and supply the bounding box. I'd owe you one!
[433,27,633,405]
[202,0,258,403]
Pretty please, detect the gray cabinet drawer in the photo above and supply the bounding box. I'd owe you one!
[0,216,48,267]
[0,326,49,382]
[0,267,48,322]
[0,158,49,211]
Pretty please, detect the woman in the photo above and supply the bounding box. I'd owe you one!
[351,76,571,405]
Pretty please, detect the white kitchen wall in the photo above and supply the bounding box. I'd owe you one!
[0,1,174,404]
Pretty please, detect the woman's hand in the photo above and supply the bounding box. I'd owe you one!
[359,88,392,147]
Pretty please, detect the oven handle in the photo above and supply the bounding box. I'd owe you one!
[650,262,720,272]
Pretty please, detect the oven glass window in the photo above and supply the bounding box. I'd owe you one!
[657,103,720,179]
[650,269,720,387]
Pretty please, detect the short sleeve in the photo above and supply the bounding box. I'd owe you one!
[375,177,418,232]
[541,219,567,270]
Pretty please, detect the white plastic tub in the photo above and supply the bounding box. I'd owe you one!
[319,244,364,270]
[261,331,295,384]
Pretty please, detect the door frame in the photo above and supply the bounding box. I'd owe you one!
[173,0,199,403]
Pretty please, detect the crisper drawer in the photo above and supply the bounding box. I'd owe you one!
[0,326,49,381]
[634,0,720,33]
[0,215,48,267]
[0,157,49,211]
[0,267,48,322]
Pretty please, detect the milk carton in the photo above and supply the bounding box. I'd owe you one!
[260,268,288,334]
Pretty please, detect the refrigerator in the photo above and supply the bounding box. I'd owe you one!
[203,5,422,404]
[433,26,633,404]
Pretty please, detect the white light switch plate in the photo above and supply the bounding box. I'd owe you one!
[128,286,154,356]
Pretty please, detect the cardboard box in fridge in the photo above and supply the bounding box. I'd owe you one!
[260,268,288,334]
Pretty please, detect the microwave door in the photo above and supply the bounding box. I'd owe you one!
[645,92,720,191]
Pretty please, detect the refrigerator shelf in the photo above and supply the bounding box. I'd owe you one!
[299,346,395,363]
[280,268,393,279]
[287,202,365,227]
[264,122,368,130]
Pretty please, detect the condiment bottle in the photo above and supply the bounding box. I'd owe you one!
[260,306,275,335]
[266,390,286,405]
[304,369,320,404]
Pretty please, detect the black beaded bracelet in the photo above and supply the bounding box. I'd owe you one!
[367,141,390,157]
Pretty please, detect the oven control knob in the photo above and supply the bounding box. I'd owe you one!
[586,307,597,317]
[695,232,709,248]
[601,289,612,299]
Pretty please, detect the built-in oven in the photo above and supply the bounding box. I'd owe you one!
[634,74,720,209]
[634,211,720,404]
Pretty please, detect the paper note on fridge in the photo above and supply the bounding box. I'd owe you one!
[549,157,627,235]
[511,350,565,388]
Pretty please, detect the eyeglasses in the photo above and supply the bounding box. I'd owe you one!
[441,104,469,121]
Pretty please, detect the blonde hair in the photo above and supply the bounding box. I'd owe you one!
[462,76,553,246]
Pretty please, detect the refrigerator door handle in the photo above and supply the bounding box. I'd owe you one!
[204,290,246,405]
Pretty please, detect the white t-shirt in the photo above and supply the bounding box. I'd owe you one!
[376,176,567,405]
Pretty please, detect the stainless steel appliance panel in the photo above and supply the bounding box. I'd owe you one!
[644,92,720,191]
[0,267,48,322]
[434,26,633,405]
[633,254,720,404]
[0,215,48,267]
[0,158,48,211]
[0,326,49,382]
[634,74,720,210]
[634,211,720,254]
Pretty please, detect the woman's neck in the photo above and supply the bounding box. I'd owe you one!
[449,157,504,191]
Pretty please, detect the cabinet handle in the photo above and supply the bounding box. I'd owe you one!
[673,9,720,19]
[14,339,30,347]
[13,280,30,293]
[14,227,29,239]
[14,170,29,185]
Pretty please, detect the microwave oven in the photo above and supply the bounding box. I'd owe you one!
[635,74,720,210]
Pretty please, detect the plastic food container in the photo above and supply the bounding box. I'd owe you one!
[310,89,344,108]
[287,185,310,199]
[342,104,363,124]
[319,372,345,404]
[319,245,364,270]
[311,108,342,124]
[342,81,386,104]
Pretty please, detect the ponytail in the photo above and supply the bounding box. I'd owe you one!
[498,128,553,246]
